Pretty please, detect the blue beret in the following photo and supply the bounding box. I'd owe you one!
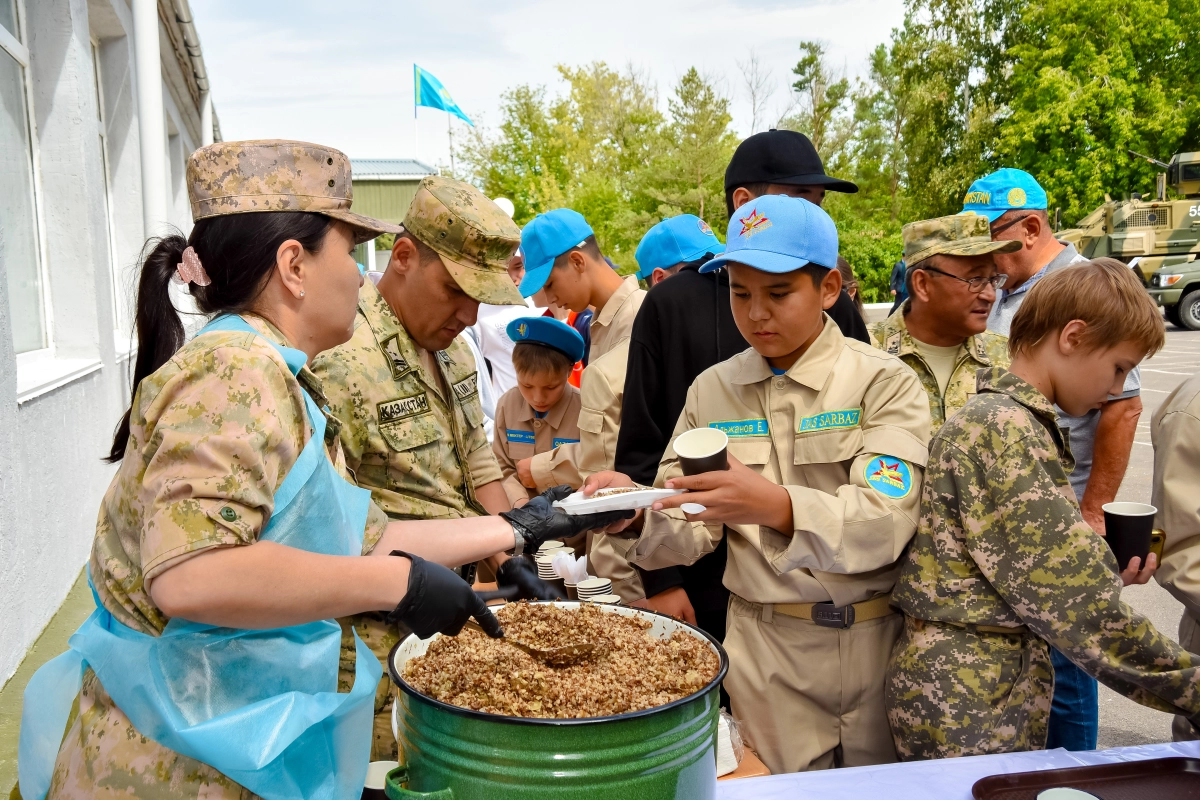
[506,315,585,365]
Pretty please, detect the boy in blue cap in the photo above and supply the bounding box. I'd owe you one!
[519,208,645,361]
[492,317,584,507]
[588,195,932,773]
[966,168,1144,752]
[634,214,724,286]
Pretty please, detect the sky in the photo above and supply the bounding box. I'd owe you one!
[190,0,906,171]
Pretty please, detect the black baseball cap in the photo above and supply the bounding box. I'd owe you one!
[724,129,858,193]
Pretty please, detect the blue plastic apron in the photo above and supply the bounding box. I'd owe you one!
[18,315,382,800]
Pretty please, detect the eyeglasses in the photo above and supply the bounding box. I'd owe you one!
[990,214,1033,237]
[918,266,1008,293]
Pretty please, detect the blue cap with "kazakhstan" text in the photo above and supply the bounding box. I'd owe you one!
[961,168,1049,222]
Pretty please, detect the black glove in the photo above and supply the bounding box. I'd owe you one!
[500,485,634,552]
[386,551,503,639]
[497,556,566,601]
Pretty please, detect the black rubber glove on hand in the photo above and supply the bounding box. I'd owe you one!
[497,556,566,601]
[386,551,503,639]
[500,485,634,553]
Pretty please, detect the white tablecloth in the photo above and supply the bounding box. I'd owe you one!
[717,740,1200,799]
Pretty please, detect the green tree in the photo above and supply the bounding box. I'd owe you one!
[633,68,739,233]
[780,41,857,172]
[994,0,1200,223]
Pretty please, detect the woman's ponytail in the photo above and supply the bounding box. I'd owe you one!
[104,211,332,464]
[105,233,189,463]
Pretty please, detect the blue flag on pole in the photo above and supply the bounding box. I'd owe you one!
[414,64,474,127]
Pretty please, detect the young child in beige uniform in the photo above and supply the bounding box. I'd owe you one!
[588,195,931,774]
[493,316,584,508]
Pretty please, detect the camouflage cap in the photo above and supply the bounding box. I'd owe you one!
[187,139,403,245]
[902,212,1022,265]
[403,176,524,305]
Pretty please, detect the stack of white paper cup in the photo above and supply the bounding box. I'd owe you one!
[534,554,558,582]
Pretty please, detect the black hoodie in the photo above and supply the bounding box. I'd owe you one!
[614,264,868,639]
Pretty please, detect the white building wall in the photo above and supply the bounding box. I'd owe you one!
[0,0,212,687]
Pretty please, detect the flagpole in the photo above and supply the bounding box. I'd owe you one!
[414,107,420,162]
[448,115,455,177]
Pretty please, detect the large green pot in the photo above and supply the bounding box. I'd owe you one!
[385,602,728,799]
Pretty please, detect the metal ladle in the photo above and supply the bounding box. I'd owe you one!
[462,619,599,667]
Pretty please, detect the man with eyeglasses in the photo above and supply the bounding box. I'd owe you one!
[966,168,1146,754]
[869,214,1019,437]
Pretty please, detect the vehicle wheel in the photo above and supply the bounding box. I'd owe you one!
[1165,303,1183,329]
[1180,289,1200,331]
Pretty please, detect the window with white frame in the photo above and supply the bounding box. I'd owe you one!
[0,0,46,355]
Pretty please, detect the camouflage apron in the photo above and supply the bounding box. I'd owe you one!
[19,315,380,800]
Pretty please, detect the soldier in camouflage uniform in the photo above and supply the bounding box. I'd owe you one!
[869,214,1016,436]
[311,177,557,757]
[886,258,1200,760]
[34,142,598,798]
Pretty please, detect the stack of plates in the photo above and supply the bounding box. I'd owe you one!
[576,577,613,601]
[585,594,622,605]
[534,554,558,582]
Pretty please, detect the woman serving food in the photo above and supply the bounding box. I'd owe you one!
[18,140,626,800]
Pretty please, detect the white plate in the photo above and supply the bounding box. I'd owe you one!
[553,487,684,515]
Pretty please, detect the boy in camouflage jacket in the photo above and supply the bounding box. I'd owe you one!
[887,258,1200,759]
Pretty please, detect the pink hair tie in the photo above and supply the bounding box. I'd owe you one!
[175,246,211,286]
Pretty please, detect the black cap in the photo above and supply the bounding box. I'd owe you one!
[724,130,858,194]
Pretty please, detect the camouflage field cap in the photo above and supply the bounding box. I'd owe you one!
[187,139,404,244]
[403,176,524,305]
[902,212,1022,265]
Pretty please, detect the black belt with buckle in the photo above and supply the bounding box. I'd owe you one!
[812,602,856,629]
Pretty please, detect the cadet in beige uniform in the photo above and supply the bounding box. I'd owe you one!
[592,195,931,773]
[493,316,584,507]
[514,208,645,491]
[1153,371,1200,741]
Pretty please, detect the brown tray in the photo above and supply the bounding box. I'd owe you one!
[972,756,1200,799]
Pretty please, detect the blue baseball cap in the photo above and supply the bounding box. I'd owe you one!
[634,215,724,279]
[518,209,594,297]
[961,168,1049,222]
[506,315,586,365]
[700,195,838,275]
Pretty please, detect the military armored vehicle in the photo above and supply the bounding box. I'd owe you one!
[1056,151,1200,329]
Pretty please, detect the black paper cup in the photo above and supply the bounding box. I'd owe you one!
[1103,502,1157,570]
[675,427,729,476]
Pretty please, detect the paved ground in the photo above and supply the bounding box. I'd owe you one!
[1098,326,1200,747]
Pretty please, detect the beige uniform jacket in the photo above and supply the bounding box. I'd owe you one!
[1154,372,1200,618]
[492,383,581,507]
[627,317,932,607]
[312,280,503,521]
[588,274,644,361]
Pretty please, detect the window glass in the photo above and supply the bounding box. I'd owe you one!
[0,46,45,353]
[0,0,16,41]
[1182,164,1200,182]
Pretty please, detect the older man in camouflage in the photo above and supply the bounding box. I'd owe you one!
[869,214,1016,437]
[312,176,542,758]
[885,258,1200,759]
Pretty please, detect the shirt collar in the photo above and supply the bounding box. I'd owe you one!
[359,278,430,384]
[883,306,995,367]
[594,274,640,329]
[732,314,843,391]
[976,366,1066,449]
[511,385,574,427]
[1000,241,1079,301]
[241,314,338,437]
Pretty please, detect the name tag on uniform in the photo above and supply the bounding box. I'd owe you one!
[506,429,536,444]
[452,373,478,402]
[378,393,430,425]
[709,419,769,437]
[797,408,861,433]
[553,437,579,447]
[864,456,913,499]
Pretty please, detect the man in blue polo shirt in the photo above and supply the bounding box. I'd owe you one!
[966,168,1146,753]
